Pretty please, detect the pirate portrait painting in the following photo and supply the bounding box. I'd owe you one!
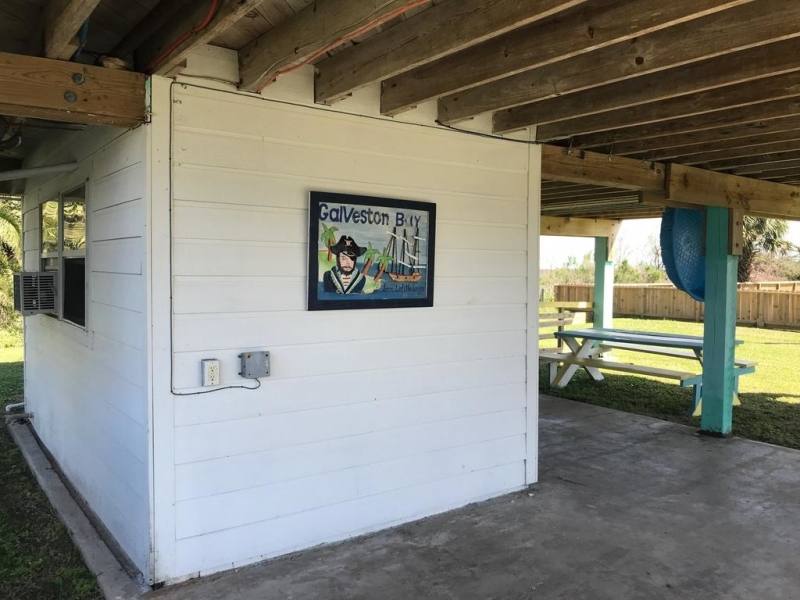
[308,191,436,311]
[323,236,367,295]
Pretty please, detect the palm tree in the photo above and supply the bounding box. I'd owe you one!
[738,217,795,282]
[0,200,21,332]
[374,251,393,281]
[361,242,379,276]
[319,223,338,261]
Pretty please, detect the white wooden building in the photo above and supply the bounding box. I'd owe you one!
[20,58,541,584]
[5,0,800,589]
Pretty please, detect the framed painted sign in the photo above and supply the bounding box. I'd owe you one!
[308,191,436,311]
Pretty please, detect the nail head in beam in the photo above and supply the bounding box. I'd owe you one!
[0,52,145,127]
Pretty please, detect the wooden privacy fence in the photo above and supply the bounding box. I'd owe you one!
[554,282,800,329]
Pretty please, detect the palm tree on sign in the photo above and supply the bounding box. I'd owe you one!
[374,251,393,282]
[361,243,379,277]
[738,217,796,282]
[319,223,338,262]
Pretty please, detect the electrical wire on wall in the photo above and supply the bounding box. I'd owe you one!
[165,77,546,396]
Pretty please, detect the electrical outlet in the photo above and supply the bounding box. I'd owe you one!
[201,359,221,387]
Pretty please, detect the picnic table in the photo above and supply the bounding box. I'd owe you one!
[540,328,755,415]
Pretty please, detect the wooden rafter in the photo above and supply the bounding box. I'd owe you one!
[640,130,800,162]
[604,115,800,157]
[540,216,621,246]
[541,144,800,219]
[239,0,426,92]
[380,0,749,116]
[44,0,103,60]
[541,145,666,191]
[314,0,586,104]
[702,150,800,171]
[0,52,145,126]
[565,97,800,150]
[494,33,800,134]
[137,0,263,74]
[665,163,800,219]
[440,0,797,125]
[535,71,800,141]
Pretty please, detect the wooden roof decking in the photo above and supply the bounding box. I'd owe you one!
[1,0,800,218]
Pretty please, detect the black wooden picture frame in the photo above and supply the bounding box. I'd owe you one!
[307,191,436,311]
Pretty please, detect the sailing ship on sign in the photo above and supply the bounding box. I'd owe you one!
[384,226,426,283]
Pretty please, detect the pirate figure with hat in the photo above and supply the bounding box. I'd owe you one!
[324,235,367,294]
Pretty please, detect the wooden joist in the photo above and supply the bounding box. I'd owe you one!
[313,0,585,104]
[239,0,425,92]
[137,0,262,74]
[733,158,800,176]
[541,144,666,191]
[564,97,800,149]
[541,144,800,219]
[44,0,102,60]
[606,115,800,157]
[639,130,800,162]
[0,52,145,126]
[542,187,638,201]
[382,0,748,117]
[535,71,800,141]
[540,216,621,248]
[444,0,799,127]
[665,163,800,219]
[494,33,800,134]
[691,143,800,168]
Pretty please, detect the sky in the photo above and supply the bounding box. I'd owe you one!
[540,219,800,269]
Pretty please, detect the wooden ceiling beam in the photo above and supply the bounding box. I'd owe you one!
[732,159,800,176]
[0,51,145,126]
[239,0,424,92]
[535,71,800,141]
[565,97,800,150]
[701,149,800,171]
[685,142,800,167]
[137,0,262,74]
[313,0,586,105]
[541,144,666,191]
[600,115,800,157]
[445,0,798,126]
[540,216,622,242]
[667,163,800,219]
[636,130,800,162]
[380,0,748,116]
[44,0,103,60]
[761,175,800,184]
[494,34,800,134]
[543,188,637,201]
[541,143,800,218]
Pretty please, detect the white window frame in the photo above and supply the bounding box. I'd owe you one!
[39,183,88,329]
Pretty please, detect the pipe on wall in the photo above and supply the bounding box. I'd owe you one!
[0,162,79,182]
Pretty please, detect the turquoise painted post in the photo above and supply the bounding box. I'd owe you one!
[701,207,738,435]
[593,237,614,329]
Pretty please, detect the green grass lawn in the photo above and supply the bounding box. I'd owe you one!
[540,317,800,449]
[0,333,101,600]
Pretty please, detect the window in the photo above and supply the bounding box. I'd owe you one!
[39,185,87,327]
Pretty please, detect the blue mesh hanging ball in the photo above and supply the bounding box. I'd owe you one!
[660,207,706,302]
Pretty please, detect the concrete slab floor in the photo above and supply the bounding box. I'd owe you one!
[149,396,800,600]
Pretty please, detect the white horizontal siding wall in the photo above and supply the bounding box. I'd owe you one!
[22,127,150,576]
[155,77,537,581]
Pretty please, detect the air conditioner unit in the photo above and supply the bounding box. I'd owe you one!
[13,272,57,316]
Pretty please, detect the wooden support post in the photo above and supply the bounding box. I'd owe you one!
[701,207,739,436]
[593,237,614,329]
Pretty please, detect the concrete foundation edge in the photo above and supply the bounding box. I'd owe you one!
[7,419,147,600]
